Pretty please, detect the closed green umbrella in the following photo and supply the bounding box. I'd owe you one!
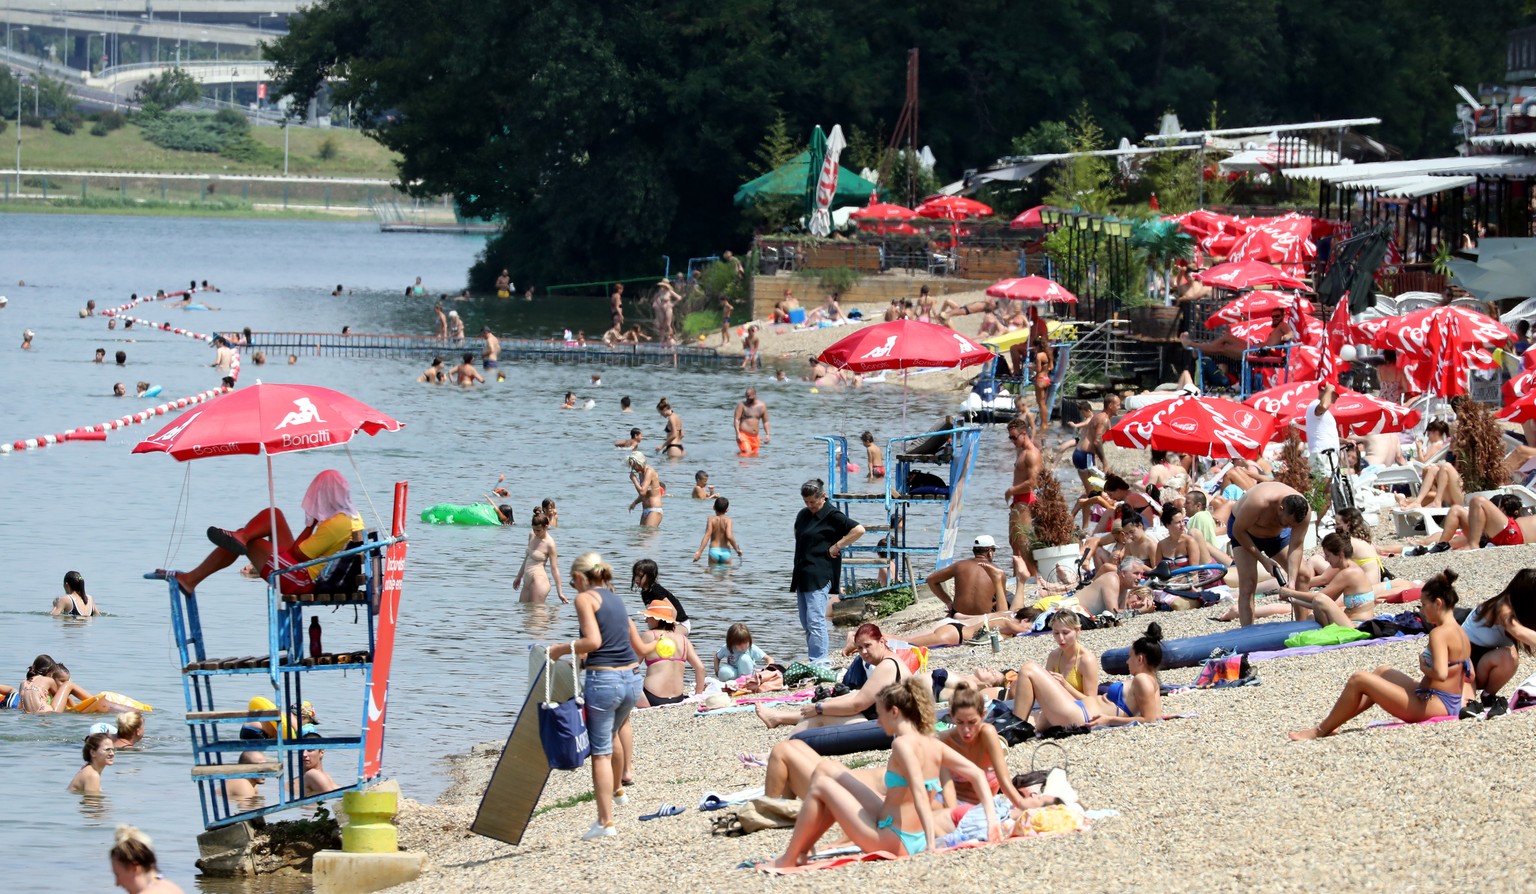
[805,125,827,226]
[732,152,881,208]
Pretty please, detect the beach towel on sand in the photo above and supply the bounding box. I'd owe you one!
[754,811,1089,874]
[1283,624,1371,648]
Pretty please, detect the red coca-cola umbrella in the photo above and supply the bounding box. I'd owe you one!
[1195,259,1308,291]
[914,196,993,221]
[1106,393,1277,460]
[1504,367,1536,404]
[1498,390,1536,424]
[134,382,403,461]
[1205,292,1315,328]
[985,276,1078,304]
[1245,381,1421,438]
[818,319,992,372]
[1361,305,1511,398]
[1227,314,1326,346]
[851,202,917,223]
[1009,205,1055,229]
[1226,214,1316,272]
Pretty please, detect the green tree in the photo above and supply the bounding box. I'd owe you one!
[1011,120,1072,156]
[1044,103,1120,213]
[132,67,203,112]
[755,111,798,175]
[34,74,74,119]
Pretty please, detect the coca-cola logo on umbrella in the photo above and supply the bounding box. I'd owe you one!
[1169,417,1199,434]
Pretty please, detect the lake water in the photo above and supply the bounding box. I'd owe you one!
[0,213,1025,892]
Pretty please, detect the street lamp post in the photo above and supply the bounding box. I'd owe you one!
[14,75,20,195]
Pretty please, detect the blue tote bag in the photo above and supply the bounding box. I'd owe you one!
[538,643,590,770]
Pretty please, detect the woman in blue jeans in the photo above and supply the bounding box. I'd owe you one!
[791,479,865,665]
[549,552,657,841]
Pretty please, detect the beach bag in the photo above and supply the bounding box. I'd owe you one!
[538,643,590,771]
[985,700,1035,747]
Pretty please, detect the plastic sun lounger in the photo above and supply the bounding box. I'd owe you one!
[1392,506,1449,538]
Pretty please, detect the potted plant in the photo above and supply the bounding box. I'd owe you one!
[1276,432,1324,547]
[1024,472,1081,583]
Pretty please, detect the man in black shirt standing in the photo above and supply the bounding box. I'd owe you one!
[791,479,866,666]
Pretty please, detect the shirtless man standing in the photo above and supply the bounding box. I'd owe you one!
[1070,394,1117,491]
[1229,481,1311,626]
[453,352,485,387]
[482,326,501,378]
[1005,416,1042,579]
[433,302,448,338]
[734,387,770,457]
[495,269,512,298]
[924,535,1009,620]
[610,283,625,329]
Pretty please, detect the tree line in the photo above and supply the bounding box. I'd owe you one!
[265,0,1525,287]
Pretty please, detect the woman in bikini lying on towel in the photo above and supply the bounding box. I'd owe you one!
[769,677,999,867]
[1289,570,1471,740]
[1008,623,1165,729]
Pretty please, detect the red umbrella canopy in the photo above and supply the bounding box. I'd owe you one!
[1225,214,1316,274]
[1360,305,1514,354]
[1245,381,1422,438]
[1227,315,1326,347]
[1498,390,1536,425]
[985,276,1079,304]
[1205,292,1315,328]
[1106,394,1278,460]
[133,382,404,461]
[914,196,993,221]
[1009,205,1054,229]
[1195,259,1308,291]
[851,202,917,222]
[817,320,994,373]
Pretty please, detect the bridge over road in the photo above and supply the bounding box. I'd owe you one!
[87,59,274,94]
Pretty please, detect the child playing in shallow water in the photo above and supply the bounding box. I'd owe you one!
[716,623,773,680]
[694,497,743,564]
[691,470,719,499]
[861,431,886,480]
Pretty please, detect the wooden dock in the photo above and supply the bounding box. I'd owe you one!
[224,332,726,367]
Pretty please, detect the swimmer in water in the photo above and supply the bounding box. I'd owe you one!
[51,570,101,617]
[294,733,338,798]
[136,382,155,398]
[692,470,719,499]
[110,825,186,894]
[94,348,105,363]
[452,352,484,387]
[656,398,685,457]
[628,451,664,527]
[223,751,271,807]
[418,356,446,384]
[21,329,34,349]
[561,392,577,410]
[861,431,886,480]
[541,497,560,528]
[620,396,633,413]
[693,497,743,564]
[614,427,643,449]
[113,383,126,397]
[68,732,115,794]
[287,355,298,365]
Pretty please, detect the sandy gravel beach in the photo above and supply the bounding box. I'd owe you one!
[387,538,1536,894]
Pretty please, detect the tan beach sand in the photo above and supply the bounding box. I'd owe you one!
[385,541,1536,894]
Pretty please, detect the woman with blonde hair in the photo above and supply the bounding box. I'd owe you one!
[769,677,999,867]
[549,553,659,840]
[109,825,183,893]
[513,508,566,604]
[1043,611,1098,701]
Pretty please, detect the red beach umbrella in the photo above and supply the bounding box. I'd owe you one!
[914,196,993,220]
[1009,205,1054,229]
[1498,390,1536,425]
[1227,315,1326,347]
[851,202,917,223]
[818,320,993,373]
[1204,292,1315,328]
[985,276,1078,305]
[1245,381,1422,438]
[1195,259,1308,291]
[1106,394,1278,460]
[133,382,404,461]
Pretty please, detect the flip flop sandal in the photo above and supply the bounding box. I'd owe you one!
[207,526,248,556]
[710,813,745,837]
[640,804,686,821]
[738,752,767,768]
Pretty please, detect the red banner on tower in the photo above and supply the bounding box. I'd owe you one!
[363,480,409,779]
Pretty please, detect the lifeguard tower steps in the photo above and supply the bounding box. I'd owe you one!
[818,423,984,597]
[222,332,727,368]
[159,485,409,830]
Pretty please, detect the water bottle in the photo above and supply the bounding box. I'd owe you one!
[988,616,1001,654]
[308,616,323,659]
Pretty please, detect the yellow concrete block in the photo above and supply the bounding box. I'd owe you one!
[313,850,422,894]
[342,822,398,854]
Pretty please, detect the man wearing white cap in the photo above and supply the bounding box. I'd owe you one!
[924,534,1008,620]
